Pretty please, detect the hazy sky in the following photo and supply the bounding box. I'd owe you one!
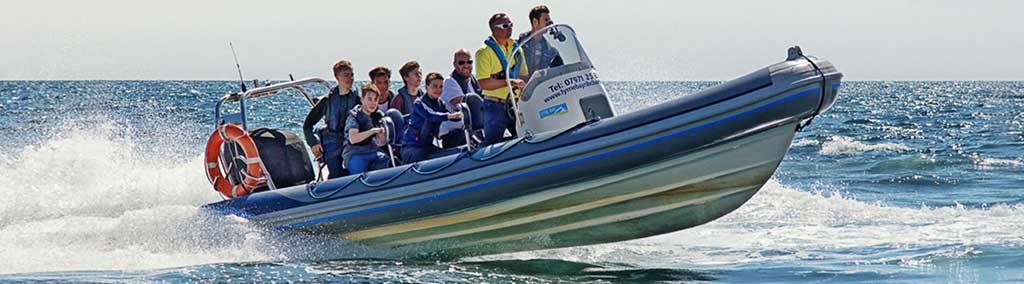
[1,0,1021,81]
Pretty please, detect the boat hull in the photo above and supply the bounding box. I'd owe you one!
[344,122,795,256]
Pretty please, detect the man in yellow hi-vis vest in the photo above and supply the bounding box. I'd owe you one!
[475,12,529,145]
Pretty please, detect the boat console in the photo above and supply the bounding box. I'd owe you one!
[509,24,616,137]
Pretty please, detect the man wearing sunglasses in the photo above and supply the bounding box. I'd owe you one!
[439,49,482,148]
[475,12,529,146]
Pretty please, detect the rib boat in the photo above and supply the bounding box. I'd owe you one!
[203,24,843,257]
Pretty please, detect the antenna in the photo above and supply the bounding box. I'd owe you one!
[229,42,247,92]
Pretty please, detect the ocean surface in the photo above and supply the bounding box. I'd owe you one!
[0,80,1021,283]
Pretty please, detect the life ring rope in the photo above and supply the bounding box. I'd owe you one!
[204,124,265,198]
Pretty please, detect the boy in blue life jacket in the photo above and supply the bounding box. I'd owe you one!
[401,72,463,163]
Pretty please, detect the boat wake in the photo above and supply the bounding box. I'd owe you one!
[0,124,276,274]
[2,123,1021,275]
[818,135,912,156]
[0,122,435,275]
[473,180,1024,268]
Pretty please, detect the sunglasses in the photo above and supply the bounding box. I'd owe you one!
[492,22,513,30]
[456,60,473,65]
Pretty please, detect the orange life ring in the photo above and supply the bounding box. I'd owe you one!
[204,124,265,198]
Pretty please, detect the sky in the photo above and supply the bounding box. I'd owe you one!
[1,0,1021,81]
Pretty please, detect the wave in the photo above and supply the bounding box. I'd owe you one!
[868,156,949,172]
[0,123,276,274]
[974,157,1024,168]
[791,138,820,147]
[819,136,912,156]
[476,180,1024,266]
[0,120,433,274]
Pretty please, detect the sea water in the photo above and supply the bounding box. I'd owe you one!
[0,81,1021,283]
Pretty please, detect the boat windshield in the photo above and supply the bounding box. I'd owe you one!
[511,24,592,79]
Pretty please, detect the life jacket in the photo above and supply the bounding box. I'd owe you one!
[484,37,523,83]
[348,106,384,147]
[395,87,422,115]
[451,70,482,96]
[404,97,447,146]
[325,86,358,134]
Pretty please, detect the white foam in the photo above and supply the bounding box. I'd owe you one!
[478,180,1024,266]
[791,138,820,147]
[974,157,1024,168]
[0,122,276,274]
[819,136,912,156]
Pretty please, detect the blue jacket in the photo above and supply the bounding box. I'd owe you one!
[402,96,453,147]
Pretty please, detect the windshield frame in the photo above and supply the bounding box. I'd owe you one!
[504,23,592,128]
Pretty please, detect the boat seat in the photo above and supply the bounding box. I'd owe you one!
[383,109,406,146]
[458,94,486,147]
[462,94,485,130]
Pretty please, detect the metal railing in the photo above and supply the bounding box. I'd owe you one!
[211,77,333,191]
[213,77,332,129]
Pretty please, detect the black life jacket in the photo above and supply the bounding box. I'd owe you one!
[395,87,421,115]
[451,70,482,95]
[348,106,384,147]
[326,86,359,133]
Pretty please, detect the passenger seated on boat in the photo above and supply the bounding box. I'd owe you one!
[302,59,359,178]
[342,84,391,175]
[369,66,396,111]
[369,65,406,157]
[439,49,482,148]
[401,72,463,163]
[389,60,425,116]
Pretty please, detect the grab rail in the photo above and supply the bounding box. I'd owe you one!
[213,77,332,129]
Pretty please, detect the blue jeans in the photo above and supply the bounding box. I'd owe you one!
[346,152,390,175]
[482,100,517,145]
